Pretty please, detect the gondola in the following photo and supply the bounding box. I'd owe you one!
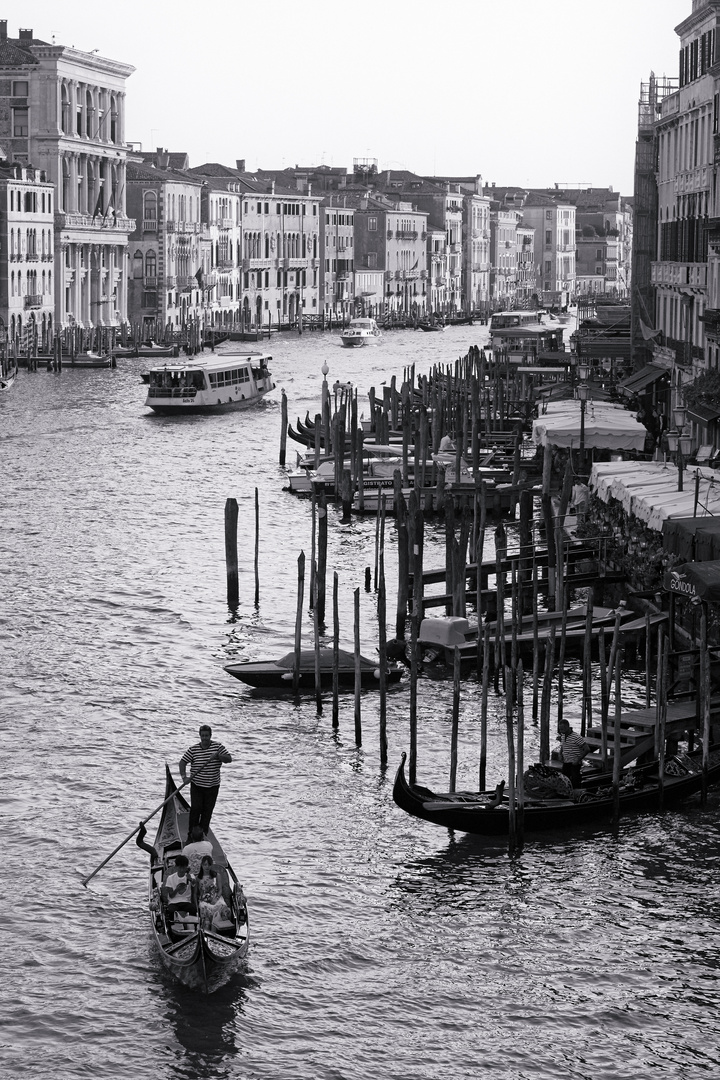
[224,647,404,689]
[392,747,720,836]
[147,766,249,993]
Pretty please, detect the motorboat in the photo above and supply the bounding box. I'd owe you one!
[224,647,403,690]
[67,352,115,369]
[145,351,275,415]
[340,318,381,347]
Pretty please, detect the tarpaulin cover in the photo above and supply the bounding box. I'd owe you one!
[671,560,720,602]
[662,517,720,561]
[532,401,647,451]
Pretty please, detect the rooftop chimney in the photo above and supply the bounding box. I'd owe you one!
[157,147,170,169]
[236,159,245,172]
[0,21,7,41]
[19,28,33,45]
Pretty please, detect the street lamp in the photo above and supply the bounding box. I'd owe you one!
[577,362,590,471]
[665,404,692,492]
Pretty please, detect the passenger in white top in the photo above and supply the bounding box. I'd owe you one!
[182,826,214,874]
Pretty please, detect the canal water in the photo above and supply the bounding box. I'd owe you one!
[3,324,720,1080]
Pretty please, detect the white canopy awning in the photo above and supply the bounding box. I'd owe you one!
[590,460,720,530]
[532,401,647,451]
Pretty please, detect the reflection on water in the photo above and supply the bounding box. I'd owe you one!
[155,973,250,1079]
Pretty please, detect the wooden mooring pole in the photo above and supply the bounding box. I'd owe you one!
[224,497,239,610]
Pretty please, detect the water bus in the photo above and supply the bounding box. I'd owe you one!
[145,352,275,415]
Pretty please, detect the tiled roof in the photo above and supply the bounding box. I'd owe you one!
[127,161,202,185]
[0,40,40,65]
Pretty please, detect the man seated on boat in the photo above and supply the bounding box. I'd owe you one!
[182,826,214,874]
[163,854,197,916]
[557,719,590,788]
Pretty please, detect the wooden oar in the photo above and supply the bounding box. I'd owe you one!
[80,776,193,887]
[81,758,220,887]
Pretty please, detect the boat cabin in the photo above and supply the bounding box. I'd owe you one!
[489,323,567,365]
[489,311,540,331]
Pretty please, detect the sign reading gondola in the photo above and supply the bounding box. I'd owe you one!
[664,569,698,598]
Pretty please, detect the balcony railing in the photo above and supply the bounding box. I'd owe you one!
[24,294,43,309]
[144,276,157,287]
[651,261,707,289]
[395,230,418,241]
[142,218,158,232]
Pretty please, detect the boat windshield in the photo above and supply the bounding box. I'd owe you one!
[149,369,206,392]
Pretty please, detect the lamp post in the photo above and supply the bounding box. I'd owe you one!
[577,361,590,473]
[665,404,692,491]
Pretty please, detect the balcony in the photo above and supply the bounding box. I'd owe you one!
[220,217,234,229]
[395,230,418,241]
[142,218,158,232]
[217,260,235,271]
[24,294,43,309]
[651,261,707,290]
[144,276,157,287]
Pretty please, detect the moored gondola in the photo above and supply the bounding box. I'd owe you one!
[146,766,249,992]
[392,748,720,836]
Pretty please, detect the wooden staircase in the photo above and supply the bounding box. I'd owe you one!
[584,699,716,770]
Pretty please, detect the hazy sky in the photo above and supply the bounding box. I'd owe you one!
[11,0,687,194]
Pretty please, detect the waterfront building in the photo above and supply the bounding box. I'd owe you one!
[516,225,536,305]
[425,176,492,316]
[0,21,135,329]
[191,163,321,328]
[488,202,521,309]
[375,172,462,314]
[517,192,576,307]
[320,196,354,321]
[427,227,448,313]
[0,161,54,347]
[353,195,428,317]
[126,157,207,335]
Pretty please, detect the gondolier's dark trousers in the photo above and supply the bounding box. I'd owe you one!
[188,783,220,837]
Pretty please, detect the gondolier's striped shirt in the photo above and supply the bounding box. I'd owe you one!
[179,741,228,788]
[559,731,587,764]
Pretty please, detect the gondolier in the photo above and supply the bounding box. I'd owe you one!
[557,719,590,788]
[179,725,232,839]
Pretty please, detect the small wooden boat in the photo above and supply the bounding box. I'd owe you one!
[224,647,404,689]
[136,342,178,359]
[418,322,444,332]
[68,351,115,369]
[392,746,720,836]
[147,766,249,993]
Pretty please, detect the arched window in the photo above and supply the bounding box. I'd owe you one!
[86,88,94,138]
[61,83,70,134]
[145,250,156,279]
[143,191,157,222]
[133,252,144,279]
[110,94,118,143]
[10,271,14,296]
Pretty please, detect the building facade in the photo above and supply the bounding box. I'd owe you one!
[0,21,135,329]
[320,198,354,321]
[353,196,428,317]
[126,159,207,334]
[0,161,54,345]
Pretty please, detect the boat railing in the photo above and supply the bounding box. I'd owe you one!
[147,385,199,398]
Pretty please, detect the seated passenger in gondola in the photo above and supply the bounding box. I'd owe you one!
[196,855,230,930]
[163,854,197,915]
[182,826,214,874]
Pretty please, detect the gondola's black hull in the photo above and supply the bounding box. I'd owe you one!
[392,752,720,836]
[149,767,249,993]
